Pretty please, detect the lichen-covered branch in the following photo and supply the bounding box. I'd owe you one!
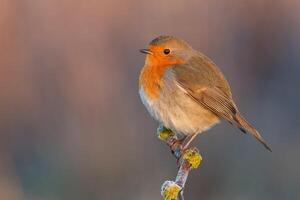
[157,126,202,200]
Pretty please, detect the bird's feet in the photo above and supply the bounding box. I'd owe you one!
[156,125,202,169]
[156,126,183,158]
[169,138,185,159]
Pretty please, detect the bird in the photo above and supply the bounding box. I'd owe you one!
[139,35,271,152]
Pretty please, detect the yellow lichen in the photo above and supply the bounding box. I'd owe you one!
[182,148,202,169]
[161,181,181,200]
[157,126,173,141]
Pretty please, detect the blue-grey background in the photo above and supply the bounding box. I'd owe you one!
[1,0,299,199]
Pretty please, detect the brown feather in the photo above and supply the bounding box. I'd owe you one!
[234,114,272,151]
[174,55,272,151]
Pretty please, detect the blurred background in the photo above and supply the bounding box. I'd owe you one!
[1,0,300,199]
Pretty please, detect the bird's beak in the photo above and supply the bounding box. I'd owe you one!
[139,49,153,55]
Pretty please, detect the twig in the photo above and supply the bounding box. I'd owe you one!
[175,160,190,200]
[157,126,202,200]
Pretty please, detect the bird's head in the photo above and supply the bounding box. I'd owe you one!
[140,35,194,66]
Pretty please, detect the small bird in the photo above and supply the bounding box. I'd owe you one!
[139,35,271,152]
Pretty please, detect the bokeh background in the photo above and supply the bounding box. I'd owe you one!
[1,0,300,199]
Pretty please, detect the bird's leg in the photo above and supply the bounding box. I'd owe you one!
[169,137,186,159]
[157,126,201,169]
[176,133,201,167]
[181,132,198,150]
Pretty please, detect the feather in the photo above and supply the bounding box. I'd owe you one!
[173,55,271,151]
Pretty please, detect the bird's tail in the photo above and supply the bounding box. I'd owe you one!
[234,113,272,152]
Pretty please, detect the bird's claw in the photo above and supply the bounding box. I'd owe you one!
[170,139,184,159]
[157,125,202,169]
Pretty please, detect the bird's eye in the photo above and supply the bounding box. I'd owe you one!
[163,49,170,55]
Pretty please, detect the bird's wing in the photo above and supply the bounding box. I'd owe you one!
[191,86,238,122]
[173,55,237,122]
[172,55,272,151]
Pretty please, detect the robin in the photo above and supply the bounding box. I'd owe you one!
[139,35,271,152]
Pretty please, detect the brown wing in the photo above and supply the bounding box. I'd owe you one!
[174,54,233,98]
[195,87,237,122]
[173,54,237,121]
[173,55,272,151]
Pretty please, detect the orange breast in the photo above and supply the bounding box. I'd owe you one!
[139,63,170,100]
[139,45,185,100]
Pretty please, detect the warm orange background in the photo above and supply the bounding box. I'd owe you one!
[1,0,299,199]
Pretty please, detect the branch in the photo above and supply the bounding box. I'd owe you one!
[157,126,202,200]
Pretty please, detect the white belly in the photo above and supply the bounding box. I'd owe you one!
[139,85,219,136]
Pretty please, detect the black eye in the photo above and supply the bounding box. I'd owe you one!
[163,49,170,55]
